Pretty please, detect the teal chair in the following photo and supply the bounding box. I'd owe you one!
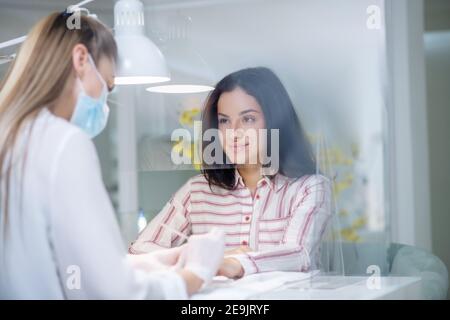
[388,244,448,300]
[320,242,448,299]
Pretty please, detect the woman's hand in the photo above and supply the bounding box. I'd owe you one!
[177,269,204,296]
[217,257,244,279]
[224,245,251,256]
[183,228,225,283]
[126,246,184,272]
[219,246,251,279]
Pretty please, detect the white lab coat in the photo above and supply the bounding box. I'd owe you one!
[0,108,187,299]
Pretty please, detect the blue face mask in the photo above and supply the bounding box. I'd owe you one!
[71,54,110,138]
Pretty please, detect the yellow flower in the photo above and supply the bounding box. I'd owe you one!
[340,228,361,242]
[179,108,201,127]
[171,139,202,171]
[339,209,349,217]
[351,216,367,229]
[332,172,354,197]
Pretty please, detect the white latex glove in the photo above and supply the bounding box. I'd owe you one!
[183,228,225,284]
[126,246,185,272]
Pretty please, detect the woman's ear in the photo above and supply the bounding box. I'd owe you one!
[72,44,89,78]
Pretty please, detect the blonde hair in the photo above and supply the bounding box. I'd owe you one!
[0,12,117,234]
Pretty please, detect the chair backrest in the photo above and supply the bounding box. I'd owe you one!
[390,244,449,300]
[319,241,390,276]
[319,241,449,299]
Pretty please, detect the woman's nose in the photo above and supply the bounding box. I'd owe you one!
[232,126,245,139]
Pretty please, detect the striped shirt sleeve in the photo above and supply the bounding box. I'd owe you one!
[129,180,192,254]
[231,175,332,275]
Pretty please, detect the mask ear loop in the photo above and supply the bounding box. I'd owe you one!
[86,54,111,119]
[87,54,108,90]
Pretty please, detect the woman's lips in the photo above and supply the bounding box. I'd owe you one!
[229,143,250,152]
[231,142,250,147]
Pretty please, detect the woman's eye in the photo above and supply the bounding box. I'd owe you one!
[243,116,256,123]
[218,118,229,124]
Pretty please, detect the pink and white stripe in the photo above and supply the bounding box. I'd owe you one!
[129,171,332,275]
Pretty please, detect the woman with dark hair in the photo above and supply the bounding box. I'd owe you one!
[131,67,332,279]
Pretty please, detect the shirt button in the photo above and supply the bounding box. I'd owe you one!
[245,215,251,222]
[242,240,248,246]
[256,194,260,199]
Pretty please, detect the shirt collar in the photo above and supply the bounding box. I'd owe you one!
[234,169,246,188]
[234,169,290,192]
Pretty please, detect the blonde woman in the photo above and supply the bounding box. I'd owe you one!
[0,11,224,299]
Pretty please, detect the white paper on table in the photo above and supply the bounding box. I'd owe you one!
[191,271,316,300]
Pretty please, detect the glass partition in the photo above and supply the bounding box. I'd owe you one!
[0,0,392,280]
[113,0,391,278]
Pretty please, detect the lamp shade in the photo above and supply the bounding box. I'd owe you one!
[114,0,170,85]
[146,42,215,93]
[146,13,214,94]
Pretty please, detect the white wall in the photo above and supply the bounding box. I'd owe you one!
[137,0,389,241]
[1,0,429,251]
[384,0,431,250]
[425,30,450,296]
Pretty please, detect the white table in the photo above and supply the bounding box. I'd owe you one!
[254,276,422,300]
[192,274,422,300]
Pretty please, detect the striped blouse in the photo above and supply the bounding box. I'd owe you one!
[129,171,332,276]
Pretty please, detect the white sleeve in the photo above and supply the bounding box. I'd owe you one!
[48,130,188,299]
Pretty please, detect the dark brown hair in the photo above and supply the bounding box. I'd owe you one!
[201,67,317,190]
